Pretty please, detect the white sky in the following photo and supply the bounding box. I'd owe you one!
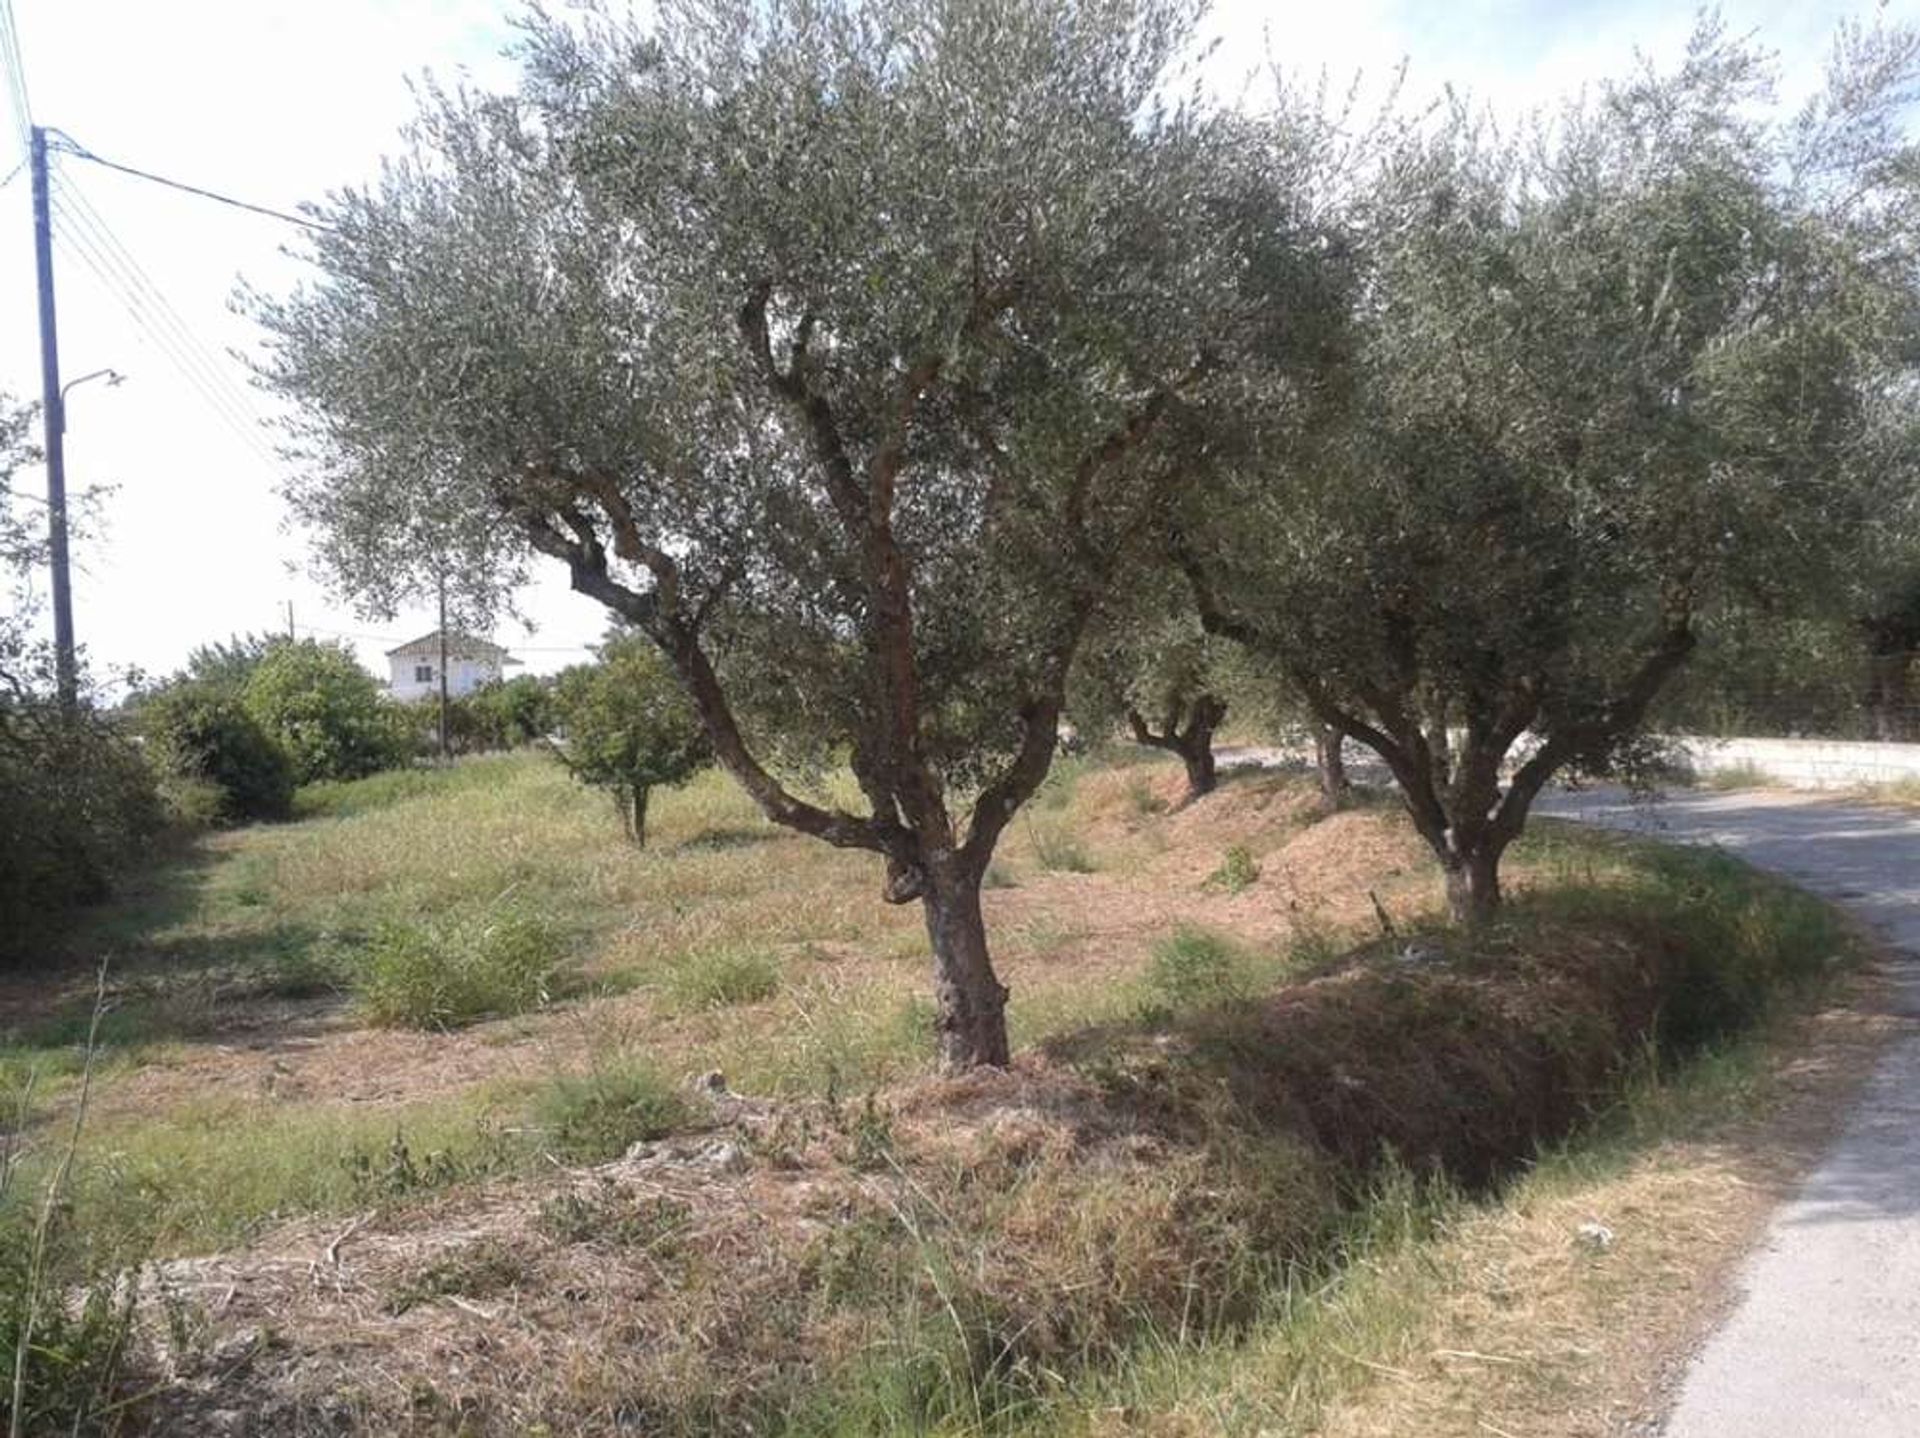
[0,0,1904,691]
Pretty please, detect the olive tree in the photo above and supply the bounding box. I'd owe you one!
[1070,595,1231,806]
[1185,19,1920,923]
[257,0,1320,1066]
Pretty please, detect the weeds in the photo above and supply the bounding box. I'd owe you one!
[384,1237,530,1316]
[1024,815,1095,874]
[531,1056,690,1162]
[1202,844,1261,895]
[659,944,782,1011]
[1700,759,1776,791]
[534,1181,690,1251]
[1143,925,1253,1013]
[2,968,144,1438]
[1125,775,1168,816]
[355,906,571,1029]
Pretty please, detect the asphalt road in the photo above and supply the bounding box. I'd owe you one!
[1541,787,1920,1437]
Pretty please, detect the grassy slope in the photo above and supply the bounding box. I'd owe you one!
[0,749,1877,1435]
[2,752,1391,1254]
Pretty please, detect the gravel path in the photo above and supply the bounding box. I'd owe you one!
[1541,787,1920,1437]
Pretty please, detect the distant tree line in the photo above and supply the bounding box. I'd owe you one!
[0,562,702,955]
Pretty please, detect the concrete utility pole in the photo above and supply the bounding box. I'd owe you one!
[30,125,74,707]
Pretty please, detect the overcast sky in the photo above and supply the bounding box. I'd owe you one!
[0,0,1900,691]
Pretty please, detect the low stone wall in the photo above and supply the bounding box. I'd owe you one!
[1675,735,1920,790]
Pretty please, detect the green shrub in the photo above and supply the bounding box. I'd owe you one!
[243,640,411,785]
[459,676,555,752]
[1144,925,1251,1011]
[141,682,294,822]
[156,773,227,830]
[355,909,570,1028]
[661,945,783,1011]
[1,692,169,960]
[531,1057,689,1161]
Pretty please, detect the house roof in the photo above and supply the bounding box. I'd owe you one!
[384,630,520,665]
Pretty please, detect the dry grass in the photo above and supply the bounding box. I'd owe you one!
[0,746,1882,1435]
[1843,774,1920,810]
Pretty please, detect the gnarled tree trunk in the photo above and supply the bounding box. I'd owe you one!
[920,860,1010,1069]
[1128,695,1228,808]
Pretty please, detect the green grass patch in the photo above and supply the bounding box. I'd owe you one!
[355,907,574,1029]
[530,1055,692,1162]
[1142,924,1256,1012]
[658,944,784,1012]
[1202,844,1262,894]
[293,762,493,820]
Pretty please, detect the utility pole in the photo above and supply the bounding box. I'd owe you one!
[285,600,295,641]
[437,571,451,762]
[30,125,75,708]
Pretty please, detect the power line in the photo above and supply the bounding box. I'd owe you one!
[0,0,31,155]
[52,168,269,427]
[49,169,281,466]
[286,619,592,656]
[47,131,330,233]
[51,199,276,466]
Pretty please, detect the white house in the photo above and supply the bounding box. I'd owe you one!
[385,631,520,703]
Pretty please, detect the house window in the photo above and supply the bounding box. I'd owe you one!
[414,664,433,683]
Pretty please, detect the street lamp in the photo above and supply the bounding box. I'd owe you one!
[45,366,125,705]
[59,367,124,420]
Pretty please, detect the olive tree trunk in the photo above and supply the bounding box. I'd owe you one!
[1442,840,1503,926]
[920,860,1010,1069]
[1314,724,1349,807]
[1865,647,1915,741]
[1128,696,1227,809]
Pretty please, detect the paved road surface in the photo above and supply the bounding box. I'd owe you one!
[1541,788,1920,1437]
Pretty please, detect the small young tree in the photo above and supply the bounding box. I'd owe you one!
[256,0,1326,1066]
[1185,19,1920,923]
[552,637,709,846]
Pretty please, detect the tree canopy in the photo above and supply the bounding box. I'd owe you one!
[257,0,1333,1066]
[552,634,709,847]
[1183,18,1920,921]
